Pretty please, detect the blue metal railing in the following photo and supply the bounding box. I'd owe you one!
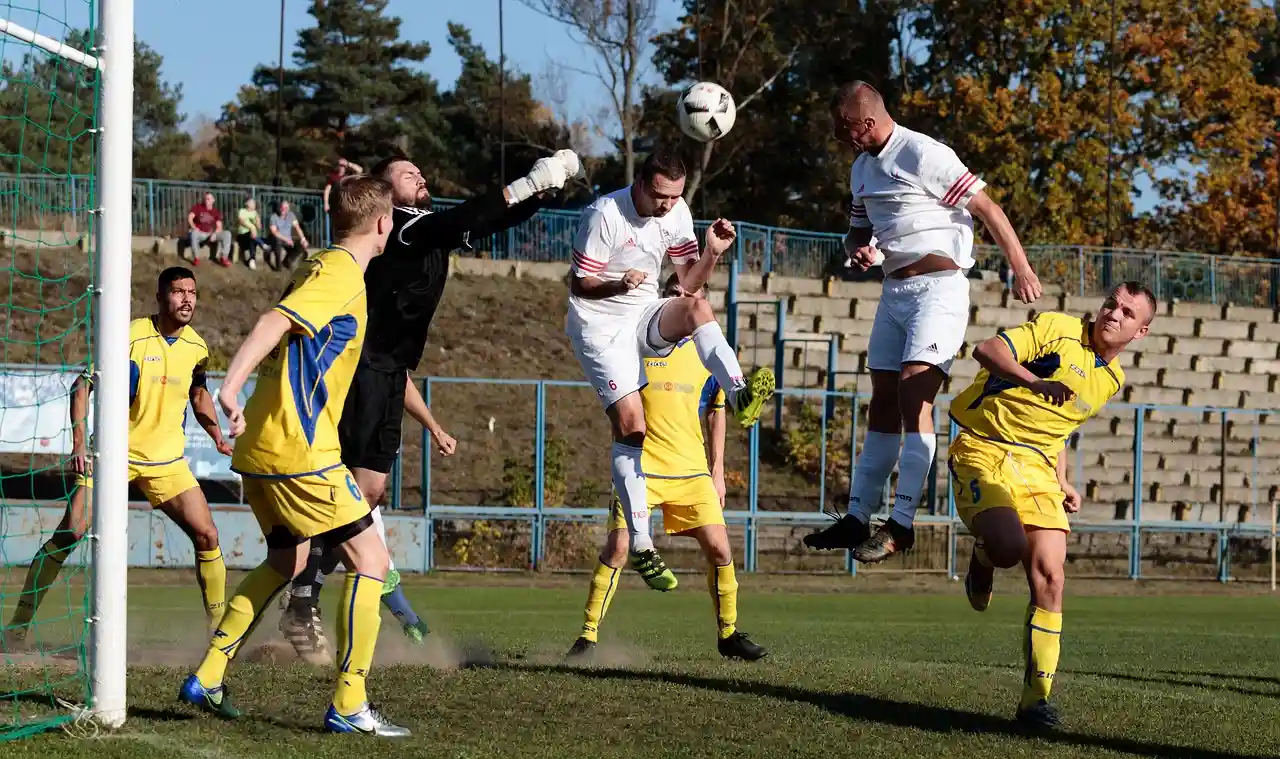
[4,172,1280,306]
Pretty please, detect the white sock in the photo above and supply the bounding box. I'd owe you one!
[847,430,903,522]
[691,322,747,404]
[611,442,654,552]
[889,432,937,528]
[370,504,396,572]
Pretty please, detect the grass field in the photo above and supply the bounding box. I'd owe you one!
[3,572,1279,758]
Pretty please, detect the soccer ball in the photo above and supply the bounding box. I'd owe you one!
[677,82,736,143]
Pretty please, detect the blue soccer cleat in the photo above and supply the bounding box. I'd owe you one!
[324,702,411,737]
[178,674,241,719]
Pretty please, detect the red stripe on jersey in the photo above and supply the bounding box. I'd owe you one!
[667,240,698,256]
[943,172,977,206]
[572,251,606,272]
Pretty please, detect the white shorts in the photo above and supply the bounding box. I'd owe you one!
[569,298,678,408]
[866,269,970,375]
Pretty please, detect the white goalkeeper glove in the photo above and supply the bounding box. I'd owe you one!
[505,156,569,204]
[553,149,584,180]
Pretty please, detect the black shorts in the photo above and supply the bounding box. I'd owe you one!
[338,364,406,474]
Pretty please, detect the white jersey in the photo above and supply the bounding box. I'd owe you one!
[848,124,986,275]
[567,186,699,331]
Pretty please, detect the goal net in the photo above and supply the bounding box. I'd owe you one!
[0,0,132,739]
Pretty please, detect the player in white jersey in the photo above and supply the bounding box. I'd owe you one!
[804,81,1042,563]
[567,150,775,590]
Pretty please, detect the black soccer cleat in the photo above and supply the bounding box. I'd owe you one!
[802,514,871,551]
[718,631,767,662]
[852,518,916,563]
[565,637,596,660]
[1016,699,1064,730]
[965,548,994,612]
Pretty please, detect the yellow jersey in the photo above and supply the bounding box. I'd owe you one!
[128,316,209,465]
[232,248,367,477]
[950,311,1125,464]
[641,339,725,478]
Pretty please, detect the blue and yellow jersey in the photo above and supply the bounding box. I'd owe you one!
[127,316,209,465]
[641,339,725,478]
[232,247,367,477]
[950,312,1125,463]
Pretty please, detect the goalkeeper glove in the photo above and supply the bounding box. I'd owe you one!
[506,156,569,204]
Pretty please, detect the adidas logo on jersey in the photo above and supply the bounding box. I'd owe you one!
[925,343,938,353]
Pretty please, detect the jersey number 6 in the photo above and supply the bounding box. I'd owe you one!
[608,380,617,391]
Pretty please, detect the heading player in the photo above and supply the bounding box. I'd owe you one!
[5,267,230,644]
[804,81,1042,563]
[278,150,581,659]
[178,176,410,736]
[949,282,1154,728]
[567,276,766,662]
[567,150,774,591]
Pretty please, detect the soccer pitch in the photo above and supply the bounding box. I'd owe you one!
[5,572,1279,758]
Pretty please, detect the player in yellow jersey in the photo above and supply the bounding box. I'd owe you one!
[566,276,767,662]
[5,267,231,644]
[178,176,409,737]
[947,281,1155,729]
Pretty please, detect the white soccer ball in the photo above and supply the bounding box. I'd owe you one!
[677,81,736,143]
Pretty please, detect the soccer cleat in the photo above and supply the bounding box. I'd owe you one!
[718,631,767,661]
[630,548,678,591]
[324,702,411,737]
[1015,699,1063,730]
[381,568,401,596]
[279,603,332,666]
[565,637,596,660]
[178,674,242,719]
[402,618,428,644]
[729,367,776,429]
[965,549,994,612]
[802,513,871,551]
[852,518,916,563]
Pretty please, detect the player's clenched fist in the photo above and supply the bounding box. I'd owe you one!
[218,388,246,438]
[1011,264,1042,304]
[849,245,882,271]
[507,150,584,204]
[621,269,646,290]
[1029,379,1074,407]
[704,218,736,258]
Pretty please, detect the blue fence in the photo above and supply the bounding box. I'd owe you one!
[4,172,1280,306]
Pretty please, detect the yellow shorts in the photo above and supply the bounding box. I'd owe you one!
[76,459,200,507]
[607,475,725,535]
[948,433,1070,533]
[241,466,370,542]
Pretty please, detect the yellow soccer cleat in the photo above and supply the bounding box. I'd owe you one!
[630,548,678,591]
[730,367,776,429]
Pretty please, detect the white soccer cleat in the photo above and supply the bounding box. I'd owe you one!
[324,702,411,737]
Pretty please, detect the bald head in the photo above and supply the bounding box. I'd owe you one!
[830,81,894,153]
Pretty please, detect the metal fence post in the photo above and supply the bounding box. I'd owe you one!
[533,381,547,570]
[774,307,787,430]
[1077,246,1085,296]
[423,378,433,571]
[1130,407,1144,579]
[747,421,760,572]
[727,255,740,348]
[146,179,156,237]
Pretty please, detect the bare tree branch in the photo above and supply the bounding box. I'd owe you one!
[737,45,798,111]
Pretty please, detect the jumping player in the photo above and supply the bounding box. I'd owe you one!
[948,282,1154,727]
[5,267,229,644]
[804,81,1042,563]
[567,276,767,662]
[567,149,774,591]
[277,151,580,659]
[178,176,408,735]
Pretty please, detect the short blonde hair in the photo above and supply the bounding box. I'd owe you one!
[331,175,393,237]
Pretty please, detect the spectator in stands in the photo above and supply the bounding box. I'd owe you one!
[235,197,267,271]
[268,200,309,270]
[323,157,364,214]
[187,193,232,267]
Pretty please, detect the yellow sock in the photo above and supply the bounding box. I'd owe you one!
[708,563,738,640]
[196,548,227,629]
[333,572,384,715]
[9,539,74,628]
[581,560,621,643]
[195,562,290,688]
[1021,605,1063,708]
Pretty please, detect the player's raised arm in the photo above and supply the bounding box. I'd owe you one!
[973,323,1074,407]
[674,212,734,294]
[965,192,1040,303]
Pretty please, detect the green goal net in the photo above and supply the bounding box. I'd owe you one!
[0,0,99,740]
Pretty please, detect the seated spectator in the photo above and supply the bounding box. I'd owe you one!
[235,197,268,270]
[187,192,232,267]
[268,200,309,270]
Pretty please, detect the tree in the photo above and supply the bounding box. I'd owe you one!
[521,0,658,185]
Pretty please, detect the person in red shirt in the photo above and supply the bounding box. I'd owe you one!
[187,193,233,267]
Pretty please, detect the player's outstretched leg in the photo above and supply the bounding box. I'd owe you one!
[606,396,677,591]
[280,539,337,665]
[1017,527,1066,729]
[5,482,91,646]
[804,371,899,552]
[368,505,429,643]
[568,520,626,660]
[690,525,766,661]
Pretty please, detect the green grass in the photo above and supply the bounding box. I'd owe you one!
[4,573,1280,758]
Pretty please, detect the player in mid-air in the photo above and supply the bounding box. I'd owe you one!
[566,276,766,662]
[947,282,1154,727]
[804,81,1042,563]
[178,176,408,736]
[276,150,581,661]
[4,267,230,645]
[567,149,774,591]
